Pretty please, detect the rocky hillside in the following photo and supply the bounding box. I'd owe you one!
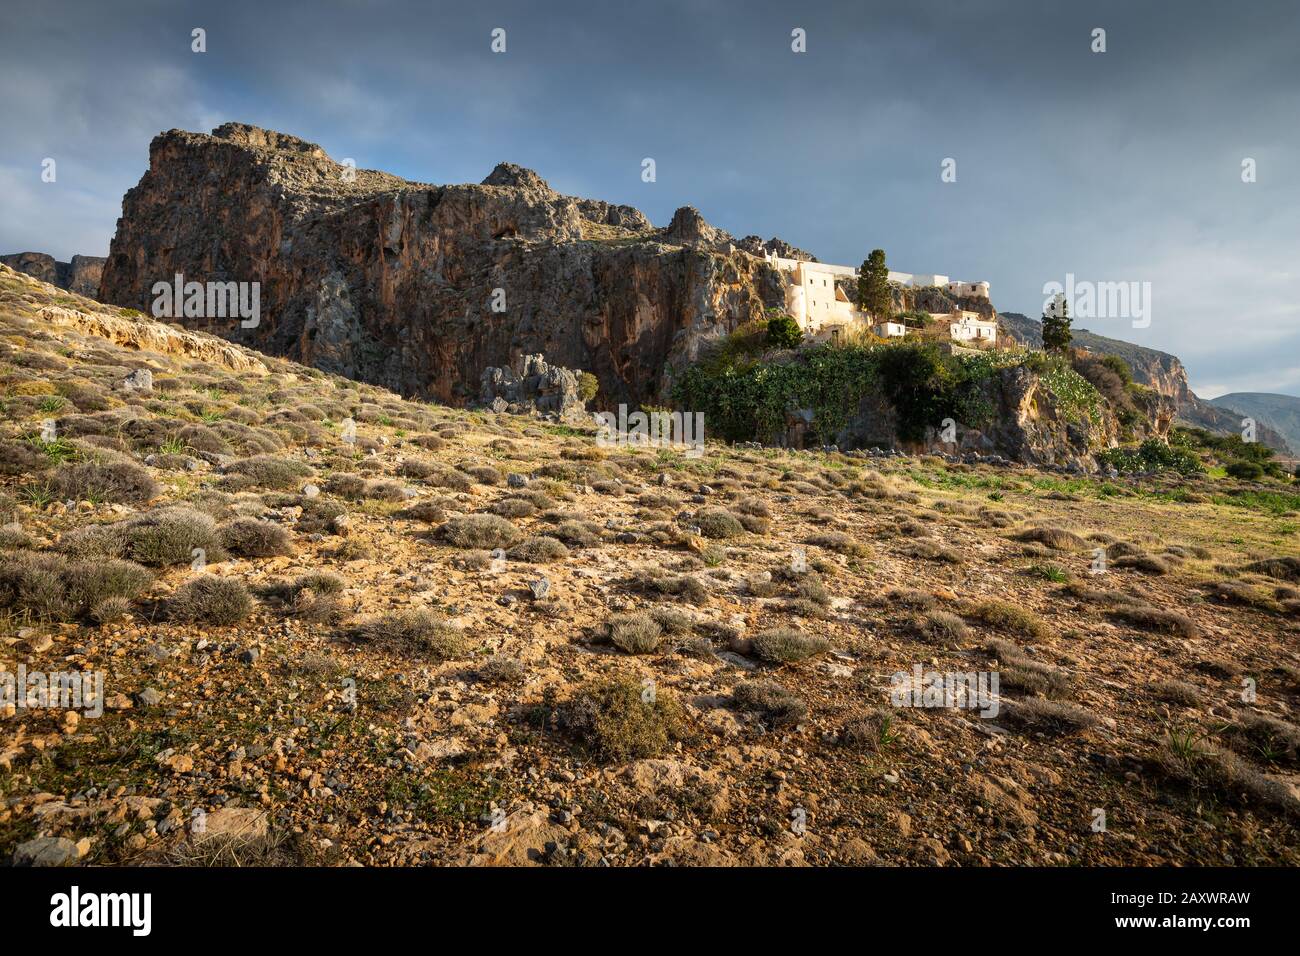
[1000,312,1293,455]
[1,253,105,299]
[98,123,803,408]
[3,262,1299,868]
[1211,394,1300,458]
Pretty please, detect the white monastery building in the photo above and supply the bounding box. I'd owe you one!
[760,252,994,343]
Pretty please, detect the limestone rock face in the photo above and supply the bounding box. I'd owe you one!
[0,252,106,297]
[999,311,1292,453]
[99,124,783,407]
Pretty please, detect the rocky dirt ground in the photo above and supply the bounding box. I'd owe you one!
[1,264,1298,867]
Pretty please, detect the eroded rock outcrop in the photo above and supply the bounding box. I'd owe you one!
[99,123,785,407]
[480,353,584,420]
[1,252,106,298]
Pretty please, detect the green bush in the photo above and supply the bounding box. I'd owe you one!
[1097,438,1205,476]
[766,314,803,349]
[1225,459,1264,481]
[559,677,687,763]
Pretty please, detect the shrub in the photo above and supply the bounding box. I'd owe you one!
[168,575,253,625]
[223,455,312,490]
[1013,526,1087,550]
[1000,697,1099,734]
[351,609,470,660]
[577,371,599,403]
[323,473,368,499]
[296,498,348,534]
[52,460,157,504]
[1225,460,1264,481]
[750,626,830,663]
[507,536,569,563]
[806,531,866,556]
[0,551,151,621]
[125,507,224,566]
[465,464,503,486]
[559,677,687,763]
[766,314,803,349]
[634,570,709,604]
[691,507,744,539]
[220,518,294,557]
[479,655,526,685]
[1150,679,1203,707]
[89,595,132,625]
[911,609,969,647]
[543,520,602,548]
[396,500,446,524]
[963,599,1051,641]
[491,498,537,518]
[733,680,808,725]
[364,479,407,502]
[1097,438,1204,476]
[0,440,49,476]
[439,514,520,550]
[605,612,664,654]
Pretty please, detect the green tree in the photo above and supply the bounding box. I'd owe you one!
[766,314,803,349]
[857,249,892,318]
[577,371,599,404]
[1041,294,1073,353]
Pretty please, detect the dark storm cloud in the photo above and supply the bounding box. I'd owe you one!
[1,0,1297,395]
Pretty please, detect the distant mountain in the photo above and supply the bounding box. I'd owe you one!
[1210,393,1300,455]
[999,312,1294,455]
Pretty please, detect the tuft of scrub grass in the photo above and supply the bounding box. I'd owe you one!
[963,599,1051,642]
[219,518,294,558]
[1158,726,1300,817]
[901,539,963,563]
[1000,697,1099,735]
[690,507,744,539]
[0,551,151,621]
[507,536,569,563]
[840,709,899,751]
[169,575,253,626]
[1150,679,1203,707]
[750,626,830,663]
[732,680,808,725]
[910,609,969,647]
[559,677,687,763]
[351,609,470,660]
[1107,603,1199,637]
[605,611,664,655]
[223,455,312,490]
[806,531,866,557]
[1223,713,1300,768]
[1013,526,1087,550]
[53,460,157,504]
[439,514,520,550]
[478,655,526,685]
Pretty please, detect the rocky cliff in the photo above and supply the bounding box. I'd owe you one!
[999,311,1293,454]
[99,123,795,407]
[1,252,105,297]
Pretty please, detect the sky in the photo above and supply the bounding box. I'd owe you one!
[2,0,1298,398]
